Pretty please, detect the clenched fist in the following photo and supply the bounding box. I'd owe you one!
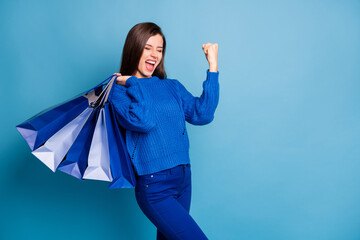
[202,43,218,72]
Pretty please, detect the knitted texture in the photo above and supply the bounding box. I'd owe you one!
[109,69,220,175]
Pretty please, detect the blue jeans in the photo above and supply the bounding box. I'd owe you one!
[135,163,208,240]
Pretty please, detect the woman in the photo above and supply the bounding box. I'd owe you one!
[109,22,219,240]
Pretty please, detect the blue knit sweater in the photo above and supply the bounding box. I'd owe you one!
[109,69,219,175]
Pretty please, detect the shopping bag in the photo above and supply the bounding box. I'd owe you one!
[32,107,93,172]
[56,109,99,180]
[16,75,112,151]
[106,102,136,189]
[82,106,113,182]
[16,75,137,189]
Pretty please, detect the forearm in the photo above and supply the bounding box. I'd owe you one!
[176,69,220,125]
[110,78,156,133]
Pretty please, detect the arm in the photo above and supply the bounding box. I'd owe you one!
[174,69,219,125]
[109,76,156,133]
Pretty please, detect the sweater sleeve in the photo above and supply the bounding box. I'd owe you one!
[109,76,156,133]
[174,69,220,125]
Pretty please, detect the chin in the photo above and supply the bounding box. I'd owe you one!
[143,69,155,77]
[144,72,153,77]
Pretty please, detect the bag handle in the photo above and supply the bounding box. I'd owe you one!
[98,76,116,107]
[90,75,117,108]
[84,74,115,95]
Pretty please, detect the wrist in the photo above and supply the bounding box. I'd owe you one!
[209,63,218,72]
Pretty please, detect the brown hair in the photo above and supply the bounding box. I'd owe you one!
[119,22,167,79]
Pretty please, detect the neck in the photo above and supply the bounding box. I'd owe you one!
[134,72,152,79]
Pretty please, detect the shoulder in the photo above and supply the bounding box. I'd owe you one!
[163,78,182,88]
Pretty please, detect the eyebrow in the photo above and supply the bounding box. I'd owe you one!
[145,44,163,48]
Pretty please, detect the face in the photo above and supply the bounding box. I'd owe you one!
[134,34,164,78]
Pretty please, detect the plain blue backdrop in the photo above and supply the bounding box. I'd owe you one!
[1,0,359,239]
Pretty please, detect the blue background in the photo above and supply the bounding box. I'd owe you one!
[1,0,359,239]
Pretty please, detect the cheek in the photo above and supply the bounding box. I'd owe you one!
[157,55,163,65]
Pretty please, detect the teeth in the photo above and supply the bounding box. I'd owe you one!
[146,60,156,65]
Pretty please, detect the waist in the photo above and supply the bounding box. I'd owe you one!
[135,163,190,177]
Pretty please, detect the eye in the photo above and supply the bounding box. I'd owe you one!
[145,47,151,50]
[158,50,162,53]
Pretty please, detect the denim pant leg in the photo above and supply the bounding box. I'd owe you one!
[135,164,207,240]
[157,164,192,240]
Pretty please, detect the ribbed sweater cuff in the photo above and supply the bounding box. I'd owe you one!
[125,76,139,87]
[206,69,219,82]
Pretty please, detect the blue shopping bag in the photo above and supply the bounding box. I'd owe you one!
[16,95,89,151]
[16,75,111,151]
[106,102,136,189]
[16,75,137,189]
[57,108,100,179]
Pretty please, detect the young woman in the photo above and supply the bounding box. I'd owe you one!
[109,22,219,240]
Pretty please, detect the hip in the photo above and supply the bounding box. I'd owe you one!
[135,163,191,195]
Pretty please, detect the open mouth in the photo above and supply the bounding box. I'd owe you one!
[145,60,156,72]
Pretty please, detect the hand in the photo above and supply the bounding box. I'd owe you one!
[202,43,218,72]
[113,73,131,86]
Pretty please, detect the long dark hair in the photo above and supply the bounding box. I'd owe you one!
[119,22,167,79]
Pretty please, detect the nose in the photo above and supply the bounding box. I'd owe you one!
[151,49,159,58]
